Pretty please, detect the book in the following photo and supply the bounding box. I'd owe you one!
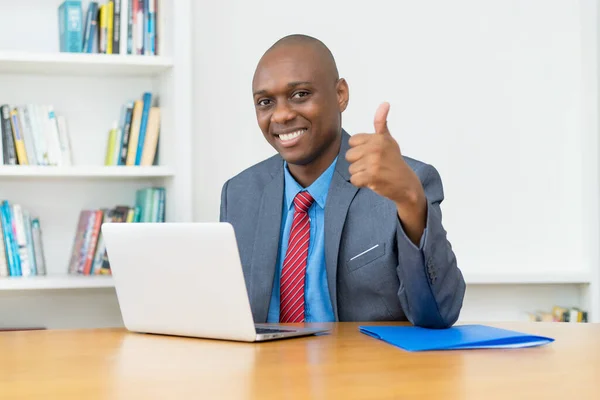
[359,324,554,352]
[62,0,158,55]
[134,92,152,165]
[1,105,17,165]
[82,2,99,53]
[105,92,159,167]
[31,218,47,275]
[106,0,114,54]
[140,107,160,166]
[66,186,165,275]
[0,201,47,278]
[0,105,71,166]
[58,1,84,53]
[10,109,29,165]
[0,215,8,277]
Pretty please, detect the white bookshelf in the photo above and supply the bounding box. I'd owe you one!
[0,51,173,77]
[0,0,192,329]
[0,165,175,178]
[0,275,114,290]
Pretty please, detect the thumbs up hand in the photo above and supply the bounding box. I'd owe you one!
[346,103,427,242]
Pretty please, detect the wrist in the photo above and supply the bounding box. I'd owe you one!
[394,186,427,247]
[394,186,426,213]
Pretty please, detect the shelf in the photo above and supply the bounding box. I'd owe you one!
[0,51,173,77]
[0,165,175,178]
[0,275,114,290]
[464,270,592,285]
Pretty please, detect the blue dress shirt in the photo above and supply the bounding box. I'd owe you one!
[267,157,337,323]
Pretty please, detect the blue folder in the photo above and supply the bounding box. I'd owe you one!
[359,324,554,352]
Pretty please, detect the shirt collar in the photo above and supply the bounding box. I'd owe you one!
[284,157,338,210]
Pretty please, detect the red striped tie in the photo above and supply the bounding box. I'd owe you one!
[279,191,314,323]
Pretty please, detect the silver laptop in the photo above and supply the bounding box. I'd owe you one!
[101,222,329,342]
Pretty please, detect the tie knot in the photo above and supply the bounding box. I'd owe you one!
[294,191,314,213]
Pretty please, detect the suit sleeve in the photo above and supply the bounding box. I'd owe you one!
[394,164,466,328]
[219,180,229,223]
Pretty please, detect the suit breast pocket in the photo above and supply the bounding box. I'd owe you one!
[346,243,386,272]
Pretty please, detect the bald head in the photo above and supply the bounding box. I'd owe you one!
[253,34,340,87]
[263,34,339,80]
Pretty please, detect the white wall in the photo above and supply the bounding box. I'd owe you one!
[192,0,597,321]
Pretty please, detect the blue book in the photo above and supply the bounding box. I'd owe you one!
[22,210,37,276]
[134,92,152,165]
[58,1,84,53]
[1,201,21,276]
[82,2,98,53]
[359,324,554,352]
[0,202,16,276]
[146,0,156,55]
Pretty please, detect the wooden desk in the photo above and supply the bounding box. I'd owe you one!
[1,322,599,399]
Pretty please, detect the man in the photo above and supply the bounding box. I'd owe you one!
[220,34,465,328]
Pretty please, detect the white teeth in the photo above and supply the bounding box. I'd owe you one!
[279,130,305,141]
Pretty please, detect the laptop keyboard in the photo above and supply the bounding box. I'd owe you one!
[255,327,294,334]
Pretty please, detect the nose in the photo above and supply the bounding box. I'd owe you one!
[271,101,296,125]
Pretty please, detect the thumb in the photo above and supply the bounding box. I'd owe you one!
[374,102,391,135]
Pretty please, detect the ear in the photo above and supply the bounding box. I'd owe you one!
[336,78,349,112]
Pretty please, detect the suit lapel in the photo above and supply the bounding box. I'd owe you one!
[249,165,284,323]
[325,131,358,321]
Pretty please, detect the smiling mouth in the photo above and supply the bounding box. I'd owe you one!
[277,128,307,141]
[275,128,307,146]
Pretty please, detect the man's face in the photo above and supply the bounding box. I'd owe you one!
[252,45,347,166]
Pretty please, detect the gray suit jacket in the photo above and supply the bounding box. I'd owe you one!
[220,131,465,328]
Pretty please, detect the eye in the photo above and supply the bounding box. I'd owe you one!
[257,99,272,107]
[292,91,310,99]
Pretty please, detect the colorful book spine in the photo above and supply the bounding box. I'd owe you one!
[99,4,107,53]
[106,1,114,54]
[134,0,144,55]
[140,107,160,166]
[10,109,29,165]
[12,204,31,277]
[127,0,134,54]
[82,2,99,53]
[113,0,121,54]
[1,105,17,165]
[0,208,9,277]
[1,201,21,277]
[31,218,46,276]
[134,92,152,165]
[18,106,38,166]
[58,1,83,53]
[120,0,130,54]
[114,105,129,165]
[22,210,37,276]
[158,187,165,222]
[0,203,15,276]
[119,102,134,165]
[67,210,90,274]
[104,122,118,165]
[145,0,156,55]
[125,100,143,165]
